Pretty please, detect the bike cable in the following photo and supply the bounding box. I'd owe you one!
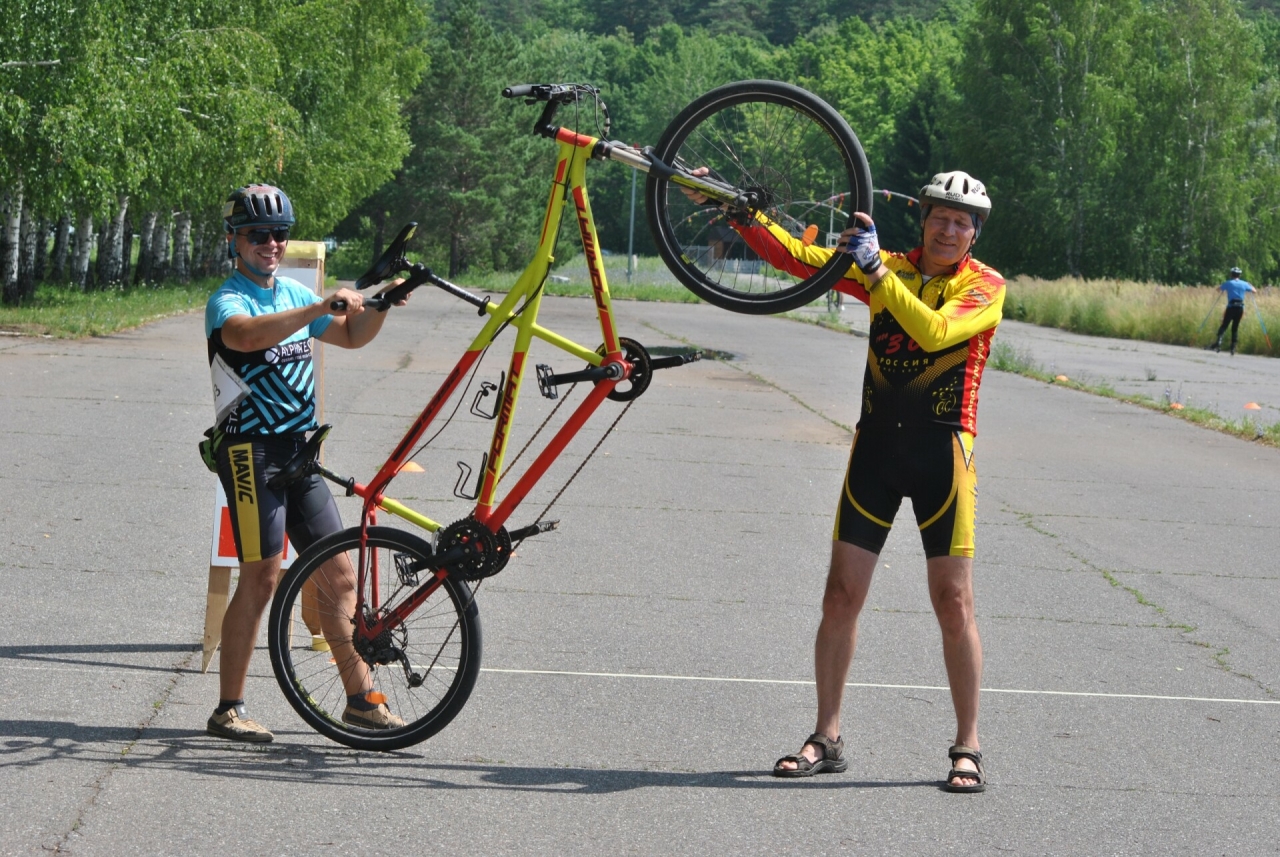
[511,395,635,554]
[401,344,491,468]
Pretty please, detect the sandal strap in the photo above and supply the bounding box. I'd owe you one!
[805,732,844,762]
[948,744,982,766]
[775,753,814,771]
[948,766,985,784]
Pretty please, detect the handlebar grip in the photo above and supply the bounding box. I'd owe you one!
[503,84,536,98]
[330,299,347,311]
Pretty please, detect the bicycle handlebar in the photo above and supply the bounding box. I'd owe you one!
[502,83,593,102]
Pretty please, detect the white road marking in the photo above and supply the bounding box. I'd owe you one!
[480,667,1280,705]
[2,660,1274,706]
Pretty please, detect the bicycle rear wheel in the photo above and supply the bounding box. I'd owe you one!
[646,80,873,315]
[267,525,482,751]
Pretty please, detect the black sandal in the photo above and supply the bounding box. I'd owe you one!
[772,732,848,778]
[944,744,986,793]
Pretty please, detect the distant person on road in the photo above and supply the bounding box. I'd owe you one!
[1211,266,1255,355]
[204,184,408,742]
[686,169,1003,791]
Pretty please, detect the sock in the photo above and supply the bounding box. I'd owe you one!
[215,699,245,716]
[346,691,385,711]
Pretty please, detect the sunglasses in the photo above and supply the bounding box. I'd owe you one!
[240,227,290,245]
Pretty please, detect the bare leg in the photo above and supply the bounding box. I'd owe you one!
[309,551,375,697]
[927,555,982,787]
[219,556,283,701]
[777,540,877,771]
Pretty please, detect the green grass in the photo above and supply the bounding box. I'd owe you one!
[0,279,223,338]
[988,339,1280,446]
[1004,276,1279,356]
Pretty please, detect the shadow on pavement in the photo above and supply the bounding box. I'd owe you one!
[0,718,936,793]
[0,642,200,675]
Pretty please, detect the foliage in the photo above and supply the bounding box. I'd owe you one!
[1,0,429,303]
[13,0,1280,309]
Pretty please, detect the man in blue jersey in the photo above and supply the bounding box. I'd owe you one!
[205,184,406,742]
[1212,267,1255,355]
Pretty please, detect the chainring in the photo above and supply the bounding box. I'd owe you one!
[594,337,652,402]
[437,517,507,581]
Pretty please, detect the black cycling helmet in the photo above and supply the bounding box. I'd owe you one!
[223,184,295,231]
[1230,266,1243,277]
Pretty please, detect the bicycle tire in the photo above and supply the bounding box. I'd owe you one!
[646,80,873,315]
[267,525,482,751]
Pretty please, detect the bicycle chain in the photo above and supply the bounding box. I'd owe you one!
[515,396,635,550]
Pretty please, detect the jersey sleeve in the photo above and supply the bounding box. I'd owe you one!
[874,267,1005,351]
[205,289,251,337]
[305,291,333,339]
[734,213,872,305]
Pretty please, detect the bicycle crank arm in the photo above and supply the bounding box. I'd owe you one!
[545,364,624,386]
[649,351,702,370]
[507,519,559,541]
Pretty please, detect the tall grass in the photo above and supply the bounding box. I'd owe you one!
[1004,277,1279,356]
[0,279,222,338]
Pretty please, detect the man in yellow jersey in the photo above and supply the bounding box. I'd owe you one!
[691,169,1002,791]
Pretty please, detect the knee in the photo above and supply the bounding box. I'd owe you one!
[822,579,864,621]
[237,564,281,608]
[932,586,974,638]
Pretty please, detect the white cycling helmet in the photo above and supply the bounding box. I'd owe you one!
[919,170,991,219]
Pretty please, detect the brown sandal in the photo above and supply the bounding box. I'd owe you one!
[944,744,986,793]
[772,732,848,778]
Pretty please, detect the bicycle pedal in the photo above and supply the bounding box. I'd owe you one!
[536,363,558,400]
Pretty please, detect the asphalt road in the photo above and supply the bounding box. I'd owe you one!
[1,291,1277,856]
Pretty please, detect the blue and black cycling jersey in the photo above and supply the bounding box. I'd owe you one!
[205,271,333,436]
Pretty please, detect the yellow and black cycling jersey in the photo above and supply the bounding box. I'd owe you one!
[734,214,1005,435]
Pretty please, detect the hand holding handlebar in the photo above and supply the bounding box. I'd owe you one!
[329,279,411,314]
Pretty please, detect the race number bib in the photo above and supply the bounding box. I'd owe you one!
[210,353,251,424]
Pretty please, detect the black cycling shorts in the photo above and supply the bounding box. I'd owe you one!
[215,433,343,563]
[833,424,977,559]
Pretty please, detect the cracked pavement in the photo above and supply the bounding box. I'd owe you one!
[0,294,1276,855]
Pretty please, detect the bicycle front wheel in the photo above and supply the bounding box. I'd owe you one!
[267,526,482,751]
[647,80,873,315]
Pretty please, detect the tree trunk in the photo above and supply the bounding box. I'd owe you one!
[91,216,108,289]
[150,212,171,284]
[172,211,191,282]
[15,201,36,302]
[101,194,129,286]
[119,213,133,284]
[208,224,232,278]
[72,213,94,289]
[134,210,157,284]
[1,186,22,300]
[33,218,47,284]
[50,213,71,283]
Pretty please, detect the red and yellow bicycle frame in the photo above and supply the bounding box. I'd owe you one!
[346,129,628,546]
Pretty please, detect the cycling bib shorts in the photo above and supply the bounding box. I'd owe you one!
[215,434,342,563]
[834,424,977,559]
